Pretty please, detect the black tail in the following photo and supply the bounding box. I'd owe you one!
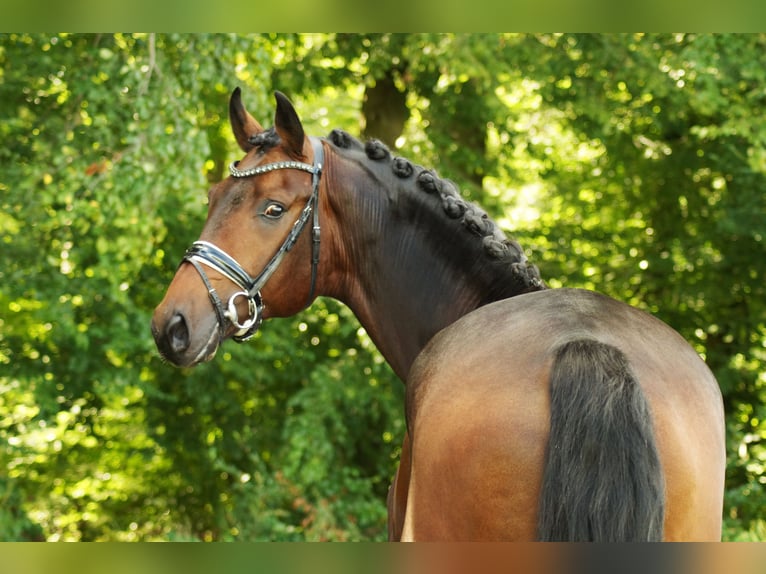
[537,339,665,541]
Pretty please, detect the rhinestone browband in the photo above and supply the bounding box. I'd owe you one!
[229,160,319,179]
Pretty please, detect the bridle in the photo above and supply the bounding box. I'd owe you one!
[181,138,324,342]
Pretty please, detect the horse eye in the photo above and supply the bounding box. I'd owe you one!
[263,203,286,219]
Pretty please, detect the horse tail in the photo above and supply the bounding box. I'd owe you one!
[537,339,665,541]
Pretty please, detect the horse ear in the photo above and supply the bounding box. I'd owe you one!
[273,91,305,159]
[229,87,264,152]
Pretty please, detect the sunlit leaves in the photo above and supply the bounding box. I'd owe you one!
[2,33,765,542]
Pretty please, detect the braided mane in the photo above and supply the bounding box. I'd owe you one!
[326,129,546,296]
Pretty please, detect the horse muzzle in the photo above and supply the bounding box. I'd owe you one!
[151,242,264,367]
[151,304,223,367]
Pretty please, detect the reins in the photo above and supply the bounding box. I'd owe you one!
[181,137,324,342]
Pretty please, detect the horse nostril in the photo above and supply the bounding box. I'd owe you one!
[166,313,190,354]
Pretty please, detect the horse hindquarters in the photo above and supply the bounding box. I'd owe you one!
[537,339,665,542]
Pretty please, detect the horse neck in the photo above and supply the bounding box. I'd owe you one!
[318,139,543,381]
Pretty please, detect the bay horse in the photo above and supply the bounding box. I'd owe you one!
[151,88,726,541]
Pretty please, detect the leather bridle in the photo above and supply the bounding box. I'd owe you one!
[181,138,323,342]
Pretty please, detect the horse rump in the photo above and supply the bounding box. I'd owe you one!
[537,338,665,541]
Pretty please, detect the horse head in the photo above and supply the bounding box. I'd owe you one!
[151,89,323,367]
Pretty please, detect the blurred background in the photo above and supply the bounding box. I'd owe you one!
[1,33,764,541]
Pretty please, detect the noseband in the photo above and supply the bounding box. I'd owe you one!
[181,138,323,342]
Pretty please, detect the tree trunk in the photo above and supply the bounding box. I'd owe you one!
[361,70,409,148]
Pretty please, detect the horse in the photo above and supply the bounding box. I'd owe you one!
[151,88,726,541]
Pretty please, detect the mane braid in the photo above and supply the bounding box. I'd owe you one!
[326,129,546,295]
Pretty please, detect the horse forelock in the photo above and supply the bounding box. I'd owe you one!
[247,127,280,151]
[326,129,546,295]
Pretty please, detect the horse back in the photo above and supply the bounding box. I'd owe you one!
[398,288,725,541]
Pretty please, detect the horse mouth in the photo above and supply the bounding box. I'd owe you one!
[190,326,221,366]
[152,318,221,368]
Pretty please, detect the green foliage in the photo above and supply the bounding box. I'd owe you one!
[1,33,764,541]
